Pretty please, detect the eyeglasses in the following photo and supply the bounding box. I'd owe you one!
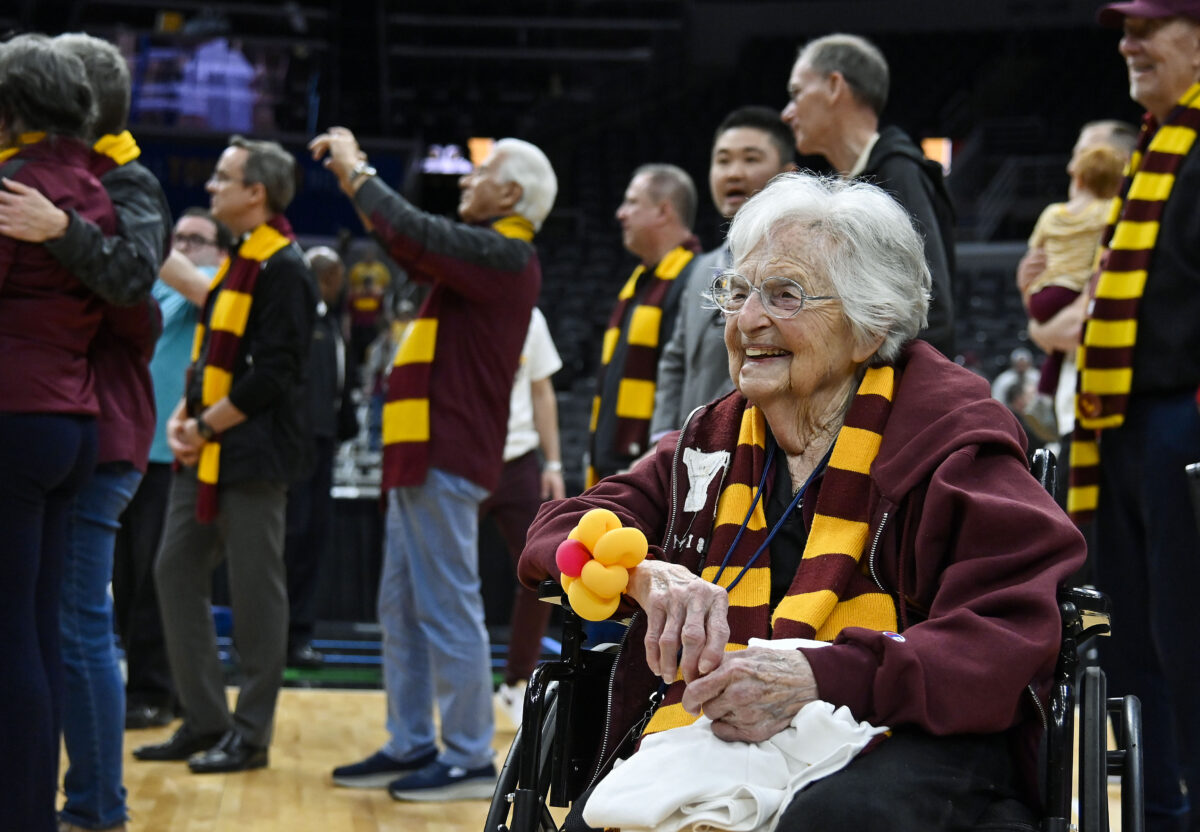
[207,170,244,186]
[709,271,837,319]
[173,233,218,249]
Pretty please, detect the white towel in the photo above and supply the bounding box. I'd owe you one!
[583,641,885,832]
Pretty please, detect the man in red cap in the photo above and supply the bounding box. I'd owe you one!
[1078,3,1200,830]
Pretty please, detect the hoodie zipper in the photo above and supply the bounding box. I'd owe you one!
[1026,683,1048,734]
[589,404,703,788]
[867,511,890,592]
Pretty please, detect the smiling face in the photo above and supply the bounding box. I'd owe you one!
[781,58,837,158]
[1120,16,1200,121]
[458,151,520,224]
[709,127,790,219]
[724,225,874,424]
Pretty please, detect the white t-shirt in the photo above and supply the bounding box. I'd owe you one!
[503,307,563,462]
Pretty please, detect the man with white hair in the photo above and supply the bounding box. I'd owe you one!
[781,33,956,356]
[310,127,557,801]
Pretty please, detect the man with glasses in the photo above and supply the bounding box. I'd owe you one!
[134,137,316,775]
[114,208,230,732]
[1074,3,1200,830]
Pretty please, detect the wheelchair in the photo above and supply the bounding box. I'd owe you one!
[487,450,1144,832]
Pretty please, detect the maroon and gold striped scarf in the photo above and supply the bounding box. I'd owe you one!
[190,215,295,522]
[1068,83,1200,523]
[587,246,695,488]
[644,366,899,733]
[381,215,534,491]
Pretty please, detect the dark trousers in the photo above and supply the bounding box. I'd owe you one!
[284,436,335,650]
[565,729,1032,832]
[478,451,551,683]
[155,469,288,747]
[1096,391,1200,832]
[112,461,176,709]
[0,413,96,832]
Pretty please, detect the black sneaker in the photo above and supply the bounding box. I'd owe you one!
[332,748,437,788]
[387,760,498,801]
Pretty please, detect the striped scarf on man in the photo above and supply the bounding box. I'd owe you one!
[189,216,295,522]
[644,366,900,734]
[587,246,695,488]
[1068,83,1200,523]
[381,215,535,491]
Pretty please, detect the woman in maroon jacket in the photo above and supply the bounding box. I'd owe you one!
[0,36,118,832]
[520,173,1085,831]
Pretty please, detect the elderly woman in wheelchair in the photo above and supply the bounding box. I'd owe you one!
[517,172,1088,832]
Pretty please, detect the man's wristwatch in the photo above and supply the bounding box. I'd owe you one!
[349,160,377,188]
[195,415,216,441]
[543,460,563,473]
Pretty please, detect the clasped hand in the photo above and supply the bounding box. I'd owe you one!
[626,559,818,743]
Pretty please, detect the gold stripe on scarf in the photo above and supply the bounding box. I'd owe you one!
[93,131,141,165]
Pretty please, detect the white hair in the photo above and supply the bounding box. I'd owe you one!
[726,172,930,365]
[492,138,558,230]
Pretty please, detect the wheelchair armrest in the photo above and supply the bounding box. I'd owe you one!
[538,579,566,606]
[1059,585,1111,643]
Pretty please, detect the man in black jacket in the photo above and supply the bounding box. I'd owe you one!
[133,136,316,775]
[781,33,957,356]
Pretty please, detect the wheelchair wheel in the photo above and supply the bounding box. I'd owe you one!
[484,682,561,832]
[1078,666,1108,832]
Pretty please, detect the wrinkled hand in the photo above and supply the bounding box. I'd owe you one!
[0,178,68,241]
[1016,247,1047,298]
[680,647,819,743]
[307,127,366,194]
[167,412,203,466]
[626,559,730,685]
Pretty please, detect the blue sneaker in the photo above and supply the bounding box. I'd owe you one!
[332,748,438,788]
[387,759,498,801]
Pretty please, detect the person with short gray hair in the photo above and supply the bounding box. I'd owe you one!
[724,172,929,366]
[782,32,957,358]
[134,135,316,776]
[230,134,297,216]
[520,171,1083,831]
[0,31,174,832]
[492,138,557,230]
[310,125,556,800]
[587,164,702,485]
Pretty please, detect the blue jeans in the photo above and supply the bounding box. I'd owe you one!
[0,413,97,832]
[1096,391,1200,832]
[380,469,494,769]
[60,462,143,829]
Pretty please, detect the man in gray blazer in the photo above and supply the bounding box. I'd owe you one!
[650,107,796,438]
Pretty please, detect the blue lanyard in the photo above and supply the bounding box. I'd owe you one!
[711,439,832,594]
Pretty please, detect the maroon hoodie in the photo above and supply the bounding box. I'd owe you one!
[520,340,1085,798]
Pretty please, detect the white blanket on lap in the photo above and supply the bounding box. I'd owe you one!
[582,641,887,832]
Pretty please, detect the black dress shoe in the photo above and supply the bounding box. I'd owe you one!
[133,725,225,761]
[287,643,325,668]
[125,704,176,730]
[188,730,268,774]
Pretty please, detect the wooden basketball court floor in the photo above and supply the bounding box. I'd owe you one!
[73,687,1124,831]
[68,688,519,832]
